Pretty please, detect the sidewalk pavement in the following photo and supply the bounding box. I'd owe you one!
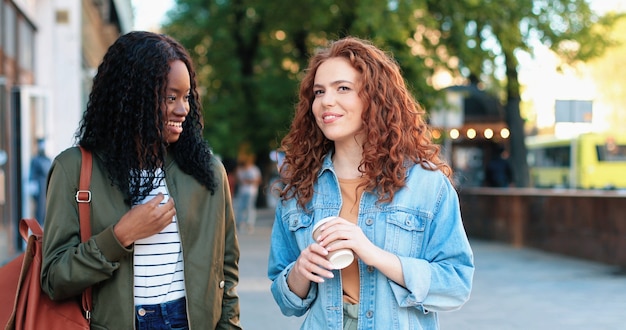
[237,208,626,330]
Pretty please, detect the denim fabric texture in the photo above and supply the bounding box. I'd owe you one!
[135,297,189,330]
[268,152,474,330]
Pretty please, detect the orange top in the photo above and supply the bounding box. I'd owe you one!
[338,177,366,304]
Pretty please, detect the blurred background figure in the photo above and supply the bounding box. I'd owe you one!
[235,153,261,233]
[484,143,513,187]
[29,138,51,224]
[266,150,285,209]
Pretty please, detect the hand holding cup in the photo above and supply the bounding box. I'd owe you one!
[312,216,354,269]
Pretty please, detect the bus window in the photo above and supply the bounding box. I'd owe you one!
[597,143,626,162]
[535,146,570,167]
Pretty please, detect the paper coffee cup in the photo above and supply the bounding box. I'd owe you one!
[312,216,337,242]
[312,216,354,269]
[326,244,354,269]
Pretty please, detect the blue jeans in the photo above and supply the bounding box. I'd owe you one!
[235,191,257,227]
[135,297,189,330]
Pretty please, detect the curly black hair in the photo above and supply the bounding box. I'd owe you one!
[76,31,216,204]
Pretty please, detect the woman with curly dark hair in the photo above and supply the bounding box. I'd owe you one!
[268,37,474,329]
[41,31,241,329]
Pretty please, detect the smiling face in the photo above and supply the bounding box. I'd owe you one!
[311,57,365,148]
[163,60,191,144]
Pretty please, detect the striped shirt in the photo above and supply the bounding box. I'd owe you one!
[132,169,186,305]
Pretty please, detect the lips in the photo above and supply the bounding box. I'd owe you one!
[322,113,342,123]
[165,121,184,138]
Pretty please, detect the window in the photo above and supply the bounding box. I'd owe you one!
[3,4,16,58]
[18,19,34,71]
[597,144,626,162]
[0,2,4,50]
[531,146,570,167]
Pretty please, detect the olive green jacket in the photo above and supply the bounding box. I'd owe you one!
[41,147,241,329]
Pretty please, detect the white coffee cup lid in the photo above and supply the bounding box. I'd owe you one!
[329,250,354,269]
[312,216,338,234]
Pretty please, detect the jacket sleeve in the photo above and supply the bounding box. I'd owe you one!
[41,148,130,301]
[389,175,474,313]
[267,203,317,317]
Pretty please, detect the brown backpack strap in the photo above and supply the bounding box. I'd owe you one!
[77,147,92,242]
[77,146,93,321]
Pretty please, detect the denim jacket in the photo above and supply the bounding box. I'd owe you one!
[268,153,474,329]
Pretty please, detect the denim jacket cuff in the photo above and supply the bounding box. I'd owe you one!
[278,264,318,311]
[390,257,431,310]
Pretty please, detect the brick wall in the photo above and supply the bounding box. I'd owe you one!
[459,187,626,266]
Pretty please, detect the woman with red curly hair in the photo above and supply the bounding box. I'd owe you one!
[268,37,474,329]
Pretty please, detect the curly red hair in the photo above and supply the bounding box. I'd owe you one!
[279,37,451,209]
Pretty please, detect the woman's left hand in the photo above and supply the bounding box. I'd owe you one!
[316,217,407,287]
[315,217,377,266]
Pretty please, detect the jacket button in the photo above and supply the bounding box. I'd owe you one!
[365,218,373,226]
[366,310,374,318]
[219,280,225,288]
[138,308,146,316]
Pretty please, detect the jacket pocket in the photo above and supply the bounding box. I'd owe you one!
[286,213,315,250]
[384,212,426,257]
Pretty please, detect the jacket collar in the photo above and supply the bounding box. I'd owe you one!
[318,150,335,178]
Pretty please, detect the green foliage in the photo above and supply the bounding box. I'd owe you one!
[425,0,621,95]
[162,0,620,184]
[422,0,621,186]
[163,0,445,159]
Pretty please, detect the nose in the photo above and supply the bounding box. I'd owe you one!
[173,99,189,116]
[321,90,336,107]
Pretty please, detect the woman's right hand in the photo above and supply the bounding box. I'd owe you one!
[286,242,335,298]
[113,193,176,247]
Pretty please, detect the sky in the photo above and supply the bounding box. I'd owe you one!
[592,0,626,14]
[131,0,175,31]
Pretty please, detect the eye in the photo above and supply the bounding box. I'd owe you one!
[313,89,324,96]
[338,85,351,92]
[166,95,176,103]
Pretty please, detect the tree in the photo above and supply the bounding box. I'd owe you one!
[423,0,622,186]
[163,0,445,162]
[163,0,621,188]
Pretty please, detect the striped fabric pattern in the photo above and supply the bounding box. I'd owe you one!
[133,169,186,305]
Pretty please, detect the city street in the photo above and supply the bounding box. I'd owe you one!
[238,208,626,330]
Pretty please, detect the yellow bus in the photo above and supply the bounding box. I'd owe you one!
[526,133,626,189]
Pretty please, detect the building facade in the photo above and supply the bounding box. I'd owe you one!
[0,0,132,264]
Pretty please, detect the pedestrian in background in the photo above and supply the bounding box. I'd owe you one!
[484,143,514,187]
[235,154,262,234]
[41,31,241,329]
[268,36,474,329]
[29,138,51,224]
